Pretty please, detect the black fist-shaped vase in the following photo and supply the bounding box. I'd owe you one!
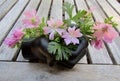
[21,36,88,69]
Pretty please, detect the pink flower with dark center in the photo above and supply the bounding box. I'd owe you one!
[22,10,40,28]
[43,19,65,40]
[4,29,25,47]
[91,40,103,49]
[93,23,118,43]
[62,27,82,45]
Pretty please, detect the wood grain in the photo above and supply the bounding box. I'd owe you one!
[107,0,120,15]
[0,0,17,20]
[0,62,120,81]
[37,0,52,18]
[0,0,6,6]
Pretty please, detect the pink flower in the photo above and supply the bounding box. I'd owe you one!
[22,10,40,28]
[91,40,103,49]
[12,29,25,39]
[93,24,118,43]
[43,19,64,40]
[4,38,19,47]
[4,29,25,47]
[62,27,82,45]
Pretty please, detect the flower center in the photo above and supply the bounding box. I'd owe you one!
[102,27,108,32]
[31,17,36,24]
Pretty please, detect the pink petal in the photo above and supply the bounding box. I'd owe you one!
[24,10,36,18]
[71,38,79,45]
[56,20,63,27]
[103,29,118,43]
[43,27,52,34]
[68,27,75,33]
[74,29,82,37]
[56,29,65,35]
[94,30,103,40]
[91,40,103,49]
[12,29,25,39]
[64,38,71,45]
[62,32,69,39]
[47,19,54,26]
[49,31,55,40]
[4,38,18,47]
[22,19,32,25]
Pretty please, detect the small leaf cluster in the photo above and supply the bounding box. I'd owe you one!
[48,42,71,60]
[104,16,118,27]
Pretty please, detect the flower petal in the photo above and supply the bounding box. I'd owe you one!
[49,31,55,40]
[64,38,71,45]
[71,38,79,45]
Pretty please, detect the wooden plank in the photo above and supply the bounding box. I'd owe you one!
[0,0,6,6]
[0,0,41,61]
[17,51,28,62]
[37,0,52,18]
[106,37,120,64]
[78,55,88,64]
[107,0,120,15]
[17,0,52,61]
[75,0,112,64]
[0,0,29,44]
[97,0,120,32]
[86,0,120,64]
[50,0,62,20]
[0,62,120,81]
[0,0,17,20]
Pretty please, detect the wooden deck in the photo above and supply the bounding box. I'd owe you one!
[0,0,120,81]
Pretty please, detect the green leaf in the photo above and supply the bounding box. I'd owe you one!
[104,16,118,27]
[48,42,71,60]
[63,2,74,19]
[72,10,87,20]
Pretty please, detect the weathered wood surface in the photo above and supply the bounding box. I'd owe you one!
[0,0,17,20]
[0,0,120,80]
[0,0,120,65]
[0,62,120,81]
[37,0,52,18]
[0,0,6,6]
[107,0,120,15]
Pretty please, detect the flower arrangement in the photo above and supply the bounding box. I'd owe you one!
[4,2,118,66]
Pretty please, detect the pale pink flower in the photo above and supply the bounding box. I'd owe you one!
[62,27,82,45]
[43,19,64,40]
[93,23,118,43]
[4,29,25,47]
[22,10,40,28]
[91,40,103,49]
